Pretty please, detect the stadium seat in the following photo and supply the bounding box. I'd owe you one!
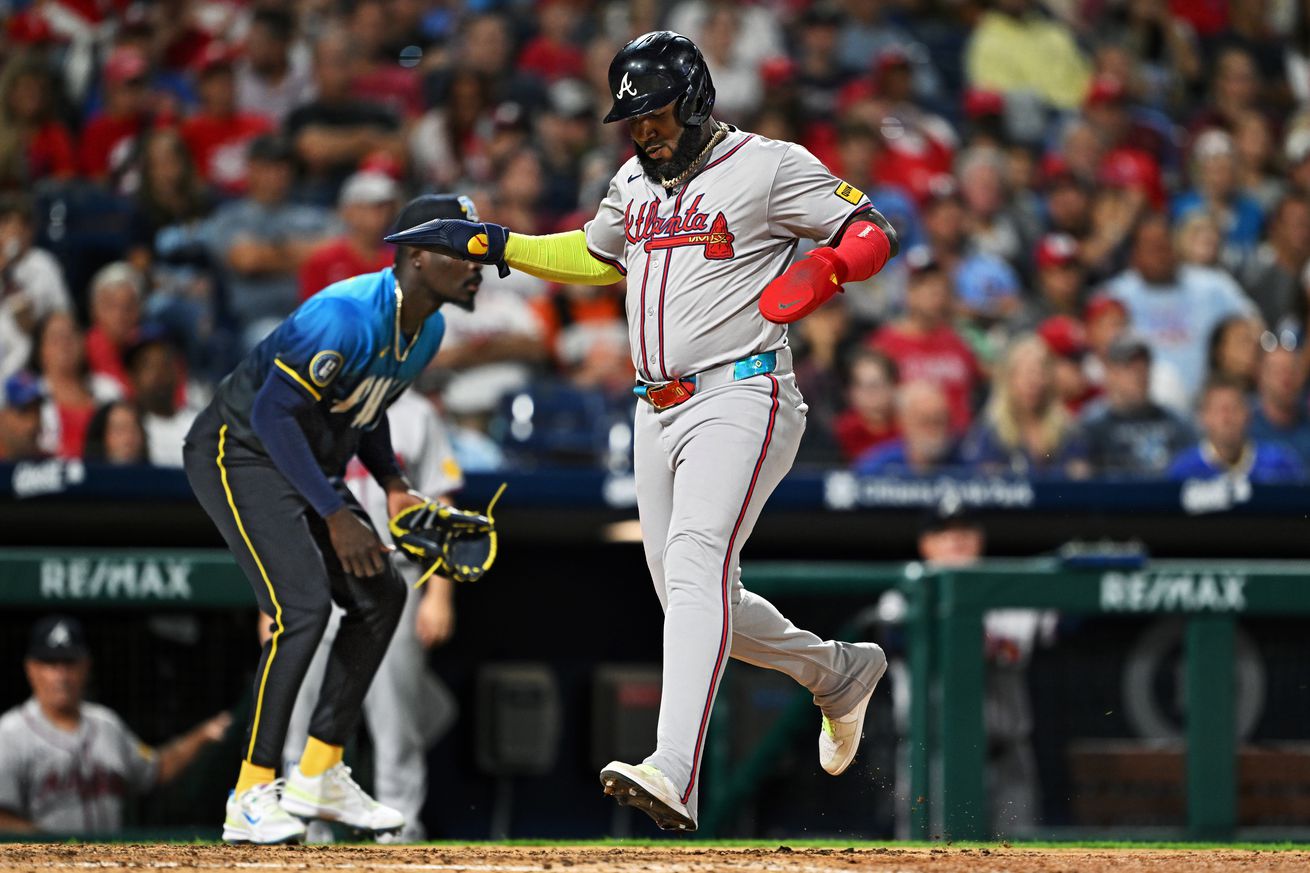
[32,180,137,314]
[492,383,634,468]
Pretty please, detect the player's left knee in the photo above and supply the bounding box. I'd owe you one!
[375,566,408,618]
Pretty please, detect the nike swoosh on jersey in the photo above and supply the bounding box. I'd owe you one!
[628,173,642,182]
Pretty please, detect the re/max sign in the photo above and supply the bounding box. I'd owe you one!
[39,559,193,601]
[1099,572,1246,612]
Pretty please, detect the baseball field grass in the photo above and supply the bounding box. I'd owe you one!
[1,841,1307,873]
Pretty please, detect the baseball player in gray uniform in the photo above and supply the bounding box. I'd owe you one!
[0,616,231,834]
[387,31,899,832]
[270,390,462,842]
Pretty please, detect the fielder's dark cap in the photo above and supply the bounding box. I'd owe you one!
[387,194,481,240]
[28,614,89,662]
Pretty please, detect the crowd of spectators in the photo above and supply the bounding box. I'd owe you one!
[3,0,1310,484]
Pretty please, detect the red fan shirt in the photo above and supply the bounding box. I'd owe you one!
[868,324,981,431]
[299,239,394,301]
[79,114,141,178]
[181,112,274,194]
[832,409,899,463]
[28,122,77,181]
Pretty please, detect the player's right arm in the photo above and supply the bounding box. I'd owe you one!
[152,712,232,784]
[385,226,624,286]
[500,231,624,285]
[251,297,390,577]
[385,172,630,286]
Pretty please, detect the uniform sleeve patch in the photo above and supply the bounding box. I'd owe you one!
[309,350,344,387]
[834,181,865,205]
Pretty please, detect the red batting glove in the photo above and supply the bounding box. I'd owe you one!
[759,247,845,324]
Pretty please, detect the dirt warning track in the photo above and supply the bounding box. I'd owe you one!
[2,844,1308,873]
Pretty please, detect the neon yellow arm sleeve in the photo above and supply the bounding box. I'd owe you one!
[503,230,624,286]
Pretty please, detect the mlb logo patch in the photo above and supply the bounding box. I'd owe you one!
[309,351,344,387]
[834,181,865,205]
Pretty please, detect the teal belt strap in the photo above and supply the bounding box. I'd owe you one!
[731,351,778,381]
[633,350,779,397]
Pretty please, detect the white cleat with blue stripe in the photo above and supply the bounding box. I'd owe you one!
[222,780,306,845]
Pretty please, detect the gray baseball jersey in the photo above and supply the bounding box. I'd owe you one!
[584,126,872,380]
[0,699,159,833]
[586,127,884,823]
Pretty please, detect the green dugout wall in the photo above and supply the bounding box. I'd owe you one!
[1,550,1304,840]
[716,560,1309,841]
[932,560,1310,842]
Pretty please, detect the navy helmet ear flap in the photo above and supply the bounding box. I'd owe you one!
[677,54,715,127]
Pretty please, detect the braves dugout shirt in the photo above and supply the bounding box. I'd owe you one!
[0,699,159,833]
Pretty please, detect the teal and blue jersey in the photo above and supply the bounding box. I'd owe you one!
[211,267,445,475]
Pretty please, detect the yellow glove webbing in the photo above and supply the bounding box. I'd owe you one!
[412,482,509,589]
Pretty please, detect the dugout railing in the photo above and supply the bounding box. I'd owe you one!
[1,549,1305,841]
[931,559,1310,842]
[724,559,1310,842]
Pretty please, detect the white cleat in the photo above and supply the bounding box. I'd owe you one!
[819,642,888,776]
[599,761,697,832]
[280,763,405,835]
[222,780,307,845]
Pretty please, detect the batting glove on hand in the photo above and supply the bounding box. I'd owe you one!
[385,218,511,278]
[758,247,844,324]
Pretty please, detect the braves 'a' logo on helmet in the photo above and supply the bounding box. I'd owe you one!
[604,31,715,127]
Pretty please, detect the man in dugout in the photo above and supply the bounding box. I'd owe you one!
[0,615,231,834]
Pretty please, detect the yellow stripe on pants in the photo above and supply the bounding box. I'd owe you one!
[216,424,285,762]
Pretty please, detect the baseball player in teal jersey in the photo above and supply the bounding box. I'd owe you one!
[388,32,899,832]
[276,390,464,843]
[183,194,483,844]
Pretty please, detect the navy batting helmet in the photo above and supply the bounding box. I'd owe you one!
[603,31,715,127]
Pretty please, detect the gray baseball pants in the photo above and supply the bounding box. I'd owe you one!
[633,369,880,821]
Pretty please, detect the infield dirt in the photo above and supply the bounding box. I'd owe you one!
[1,844,1307,873]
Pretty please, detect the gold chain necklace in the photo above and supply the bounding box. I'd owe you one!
[659,122,727,190]
[392,279,421,361]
